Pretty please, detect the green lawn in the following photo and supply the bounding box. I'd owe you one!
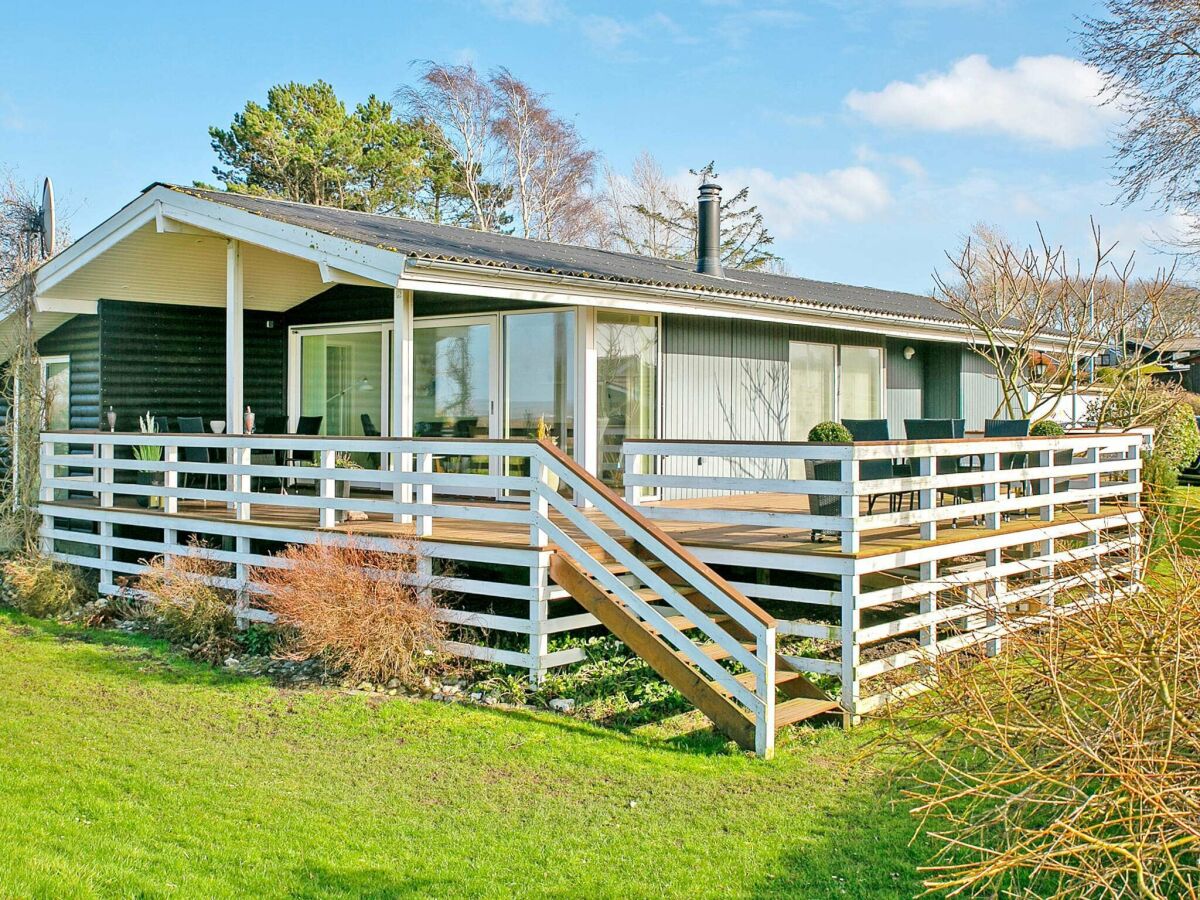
[0,611,926,899]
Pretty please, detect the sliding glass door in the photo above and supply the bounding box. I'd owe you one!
[414,316,498,482]
[596,311,657,489]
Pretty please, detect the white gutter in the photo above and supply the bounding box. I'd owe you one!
[401,256,1074,350]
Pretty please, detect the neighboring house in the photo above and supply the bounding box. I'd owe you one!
[3,181,1060,477]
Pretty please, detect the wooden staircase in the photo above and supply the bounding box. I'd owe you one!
[549,550,841,753]
[531,439,841,757]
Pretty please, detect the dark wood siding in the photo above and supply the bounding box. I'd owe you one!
[37,314,101,430]
[98,300,285,430]
[285,285,393,326]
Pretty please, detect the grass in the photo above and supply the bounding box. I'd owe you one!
[0,610,926,899]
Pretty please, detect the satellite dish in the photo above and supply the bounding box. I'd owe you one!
[39,177,56,258]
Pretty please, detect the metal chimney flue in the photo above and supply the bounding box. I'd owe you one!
[696,181,723,277]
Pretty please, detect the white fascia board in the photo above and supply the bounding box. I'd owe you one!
[34,296,98,315]
[400,259,1071,349]
[316,260,386,287]
[155,189,403,285]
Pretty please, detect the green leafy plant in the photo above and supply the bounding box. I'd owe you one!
[237,622,279,657]
[1093,380,1200,471]
[1,555,96,619]
[1141,452,1179,506]
[807,421,853,443]
[1029,419,1066,437]
[334,453,363,470]
[132,412,162,463]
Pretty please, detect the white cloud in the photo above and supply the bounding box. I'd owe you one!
[845,54,1116,148]
[718,166,893,238]
[480,0,559,24]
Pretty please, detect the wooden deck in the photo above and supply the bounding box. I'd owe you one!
[45,489,1135,561]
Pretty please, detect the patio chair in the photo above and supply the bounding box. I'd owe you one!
[984,418,1030,515]
[841,418,900,513]
[803,458,843,542]
[905,418,979,522]
[290,415,324,466]
[361,413,380,437]
[177,416,217,504]
[255,415,289,493]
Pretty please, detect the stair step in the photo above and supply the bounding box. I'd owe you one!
[694,641,757,662]
[774,697,842,728]
[733,669,806,689]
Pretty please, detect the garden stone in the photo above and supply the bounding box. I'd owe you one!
[385,677,400,690]
[549,698,575,713]
[356,681,372,692]
[223,657,239,668]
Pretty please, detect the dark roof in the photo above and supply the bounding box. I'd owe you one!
[162,183,958,325]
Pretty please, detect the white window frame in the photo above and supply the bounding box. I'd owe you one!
[287,320,393,434]
[787,340,887,438]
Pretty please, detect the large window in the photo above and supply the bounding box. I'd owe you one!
[42,356,70,431]
[788,342,883,440]
[504,309,575,453]
[596,311,658,488]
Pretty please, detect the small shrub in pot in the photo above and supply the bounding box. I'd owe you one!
[805,421,853,542]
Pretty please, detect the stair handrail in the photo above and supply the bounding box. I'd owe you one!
[533,439,775,630]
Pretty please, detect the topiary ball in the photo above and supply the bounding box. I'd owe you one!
[1030,420,1066,437]
[807,421,853,443]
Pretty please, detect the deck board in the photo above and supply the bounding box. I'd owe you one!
[44,489,1137,561]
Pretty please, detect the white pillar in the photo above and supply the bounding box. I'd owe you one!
[225,240,244,433]
[391,287,414,438]
[577,305,598,479]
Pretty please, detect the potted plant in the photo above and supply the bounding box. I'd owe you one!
[133,412,163,509]
[535,415,561,492]
[804,421,853,542]
[335,453,367,522]
[1030,419,1073,494]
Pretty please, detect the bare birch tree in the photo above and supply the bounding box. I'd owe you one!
[399,62,510,232]
[933,222,1197,424]
[491,68,601,243]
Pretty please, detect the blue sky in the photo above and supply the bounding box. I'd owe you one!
[1,0,1181,292]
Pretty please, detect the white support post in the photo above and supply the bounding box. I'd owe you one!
[577,306,598,508]
[919,560,937,674]
[529,456,549,548]
[1085,445,1102,516]
[391,450,412,525]
[415,452,433,537]
[984,546,1003,657]
[981,451,1000,531]
[917,455,936,541]
[318,448,336,529]
[392,288,415,523]
[225,239,244,434]
[755,625,777,760]
[99,521,114,595]
[528,551,551,684]
[99,443,114,509]
[233,446,251,521]
[164,527,178,563]
[38,438,53,556]
[839,573,861,726]
[235,535,251,599]
[840,458,860,554]
[623,451,640,505]
[163,445,179,515]
[1038,448,1055,522]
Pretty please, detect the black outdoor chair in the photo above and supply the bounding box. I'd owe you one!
[984,418,1031,514]
[905,418,979,521]
[841,418,899,513]
[253,415,289,492]
[290,415,324,465]
[361,413,380,437]
[177,416,217,503]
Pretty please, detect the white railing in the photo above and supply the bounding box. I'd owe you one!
[623,432,1143,553]
[622,431,1145,719]
[38,430,782,756]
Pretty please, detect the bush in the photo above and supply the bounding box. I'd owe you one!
[1,555,95,618]
[1029,419,1065,437]
[253,538,446,686]
[1141,452,1179,505]
[807,421,853,443]
[136,541,238,662]
[890,536,1200,897]
[1097,380,1200,471]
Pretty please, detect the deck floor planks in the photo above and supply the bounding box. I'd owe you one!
[44,489,1137,561]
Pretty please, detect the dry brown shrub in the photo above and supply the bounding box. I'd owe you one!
[252,538,446,685]
[136,539,238,662]
[890,523,1200,898]
[1,555,95,618]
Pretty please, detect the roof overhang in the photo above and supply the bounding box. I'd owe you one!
[400,256,1072,349]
